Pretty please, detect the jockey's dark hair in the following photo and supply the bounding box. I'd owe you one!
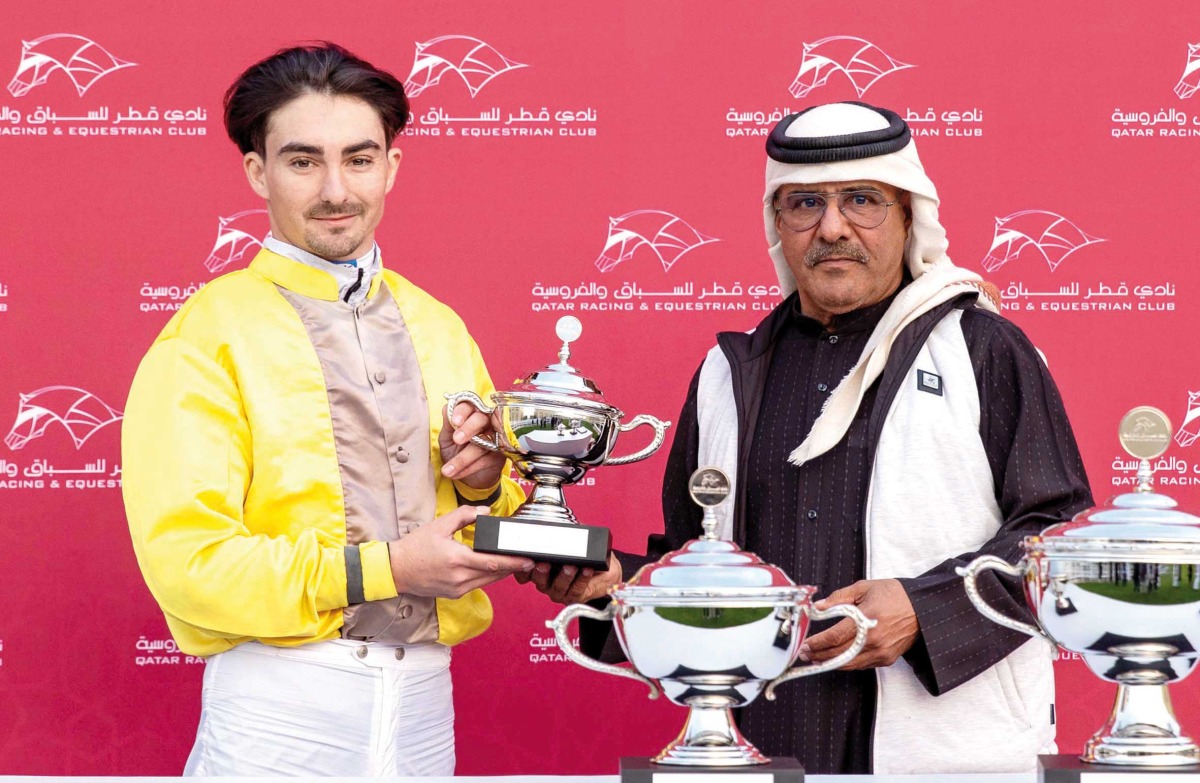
[223,42,409,156]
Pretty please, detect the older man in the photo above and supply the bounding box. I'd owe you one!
[525,101,1091,774]
[123,43,532,776]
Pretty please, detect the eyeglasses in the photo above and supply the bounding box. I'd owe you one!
[774,189,899,232]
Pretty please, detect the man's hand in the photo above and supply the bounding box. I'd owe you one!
[513,552,623,605]
[439,401,507,490]
[389,506,533,598]
[800,578,918,670]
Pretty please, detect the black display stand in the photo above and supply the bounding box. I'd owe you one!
[1040,754,1200,782]
[620,756,803,782]
[472,514,610,570]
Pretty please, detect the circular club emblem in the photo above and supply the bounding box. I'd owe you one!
[555,315,583,344]
[1118,406,1173,461]
[688,467,731,508]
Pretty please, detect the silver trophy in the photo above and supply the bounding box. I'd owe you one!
[547,467,875,776]
[959,407,1200,769]
[445,316,670,569]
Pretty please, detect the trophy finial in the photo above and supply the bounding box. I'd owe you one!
[1118,406,1173,493]
[688,467,732,540]
[555,316,583,365]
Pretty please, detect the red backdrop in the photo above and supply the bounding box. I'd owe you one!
[1,0,1199,774]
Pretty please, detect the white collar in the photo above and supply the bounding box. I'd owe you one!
[263,235,379,306]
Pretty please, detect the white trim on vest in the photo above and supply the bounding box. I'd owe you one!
[697,342,740,542]
[695,310,1056,774]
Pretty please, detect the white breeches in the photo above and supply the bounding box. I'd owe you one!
[184,639,454,776]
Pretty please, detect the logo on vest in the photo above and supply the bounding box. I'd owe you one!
[917,370,943,396]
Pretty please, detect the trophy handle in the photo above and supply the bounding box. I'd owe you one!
[955,555,1045,639]
[604,415,671,466]
[442,391,501,452]
[764,603,876,700]
[545,603,660,700]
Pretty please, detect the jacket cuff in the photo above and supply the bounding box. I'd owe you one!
[896,576,946,693]
[454,479,503,506]
[898,572,1030,696]
[359,540,399,602]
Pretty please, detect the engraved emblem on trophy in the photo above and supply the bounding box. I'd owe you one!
[546,467,876,781]
[445,316,670,570]
[959,406,1200,778]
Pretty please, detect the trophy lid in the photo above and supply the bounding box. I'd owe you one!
[1030,407,1200,558]
[623,537,799,590]
[509,316,608,403]
[618,468,798,592]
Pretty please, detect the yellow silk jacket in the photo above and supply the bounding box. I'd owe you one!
[123,250,524,655]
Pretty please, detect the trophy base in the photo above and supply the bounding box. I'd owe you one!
[1040,753,1200,781]
[620,756,803,782]
[472,515,610,570]
[1074,680,1200,768]
[1084,734,1200,767]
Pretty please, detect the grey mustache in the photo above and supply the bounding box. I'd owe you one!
[805,241,869,267]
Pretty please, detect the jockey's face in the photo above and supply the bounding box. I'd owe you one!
[242,92,402,262]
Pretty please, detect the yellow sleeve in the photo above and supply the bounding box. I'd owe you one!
[122,337,393,640]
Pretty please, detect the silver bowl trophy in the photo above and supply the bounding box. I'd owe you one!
[547,467,876,781]
[445,316,670,570]
[959,407,1200,782]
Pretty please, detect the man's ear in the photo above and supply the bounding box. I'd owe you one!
[244,151,269,199]
[384,146,403,193]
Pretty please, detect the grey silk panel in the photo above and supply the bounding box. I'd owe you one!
[278,283,439,645]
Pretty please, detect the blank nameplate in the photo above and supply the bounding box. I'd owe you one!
[498,520,588,557]
[472,515,609,570]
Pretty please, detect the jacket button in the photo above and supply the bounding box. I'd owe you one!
[400,604,413,619]
[374,370,386,384]
[828,335,839,344]
[806,510,818,520]
[817,383,828,392]
[355,645,368,659]
[396,447,409,464]
[394,648,406,661]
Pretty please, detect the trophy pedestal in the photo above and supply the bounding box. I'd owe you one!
[1080,679,1200,767]
[1039,754,1200,781]
[472,515,610,570]
[620,756,803,782]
